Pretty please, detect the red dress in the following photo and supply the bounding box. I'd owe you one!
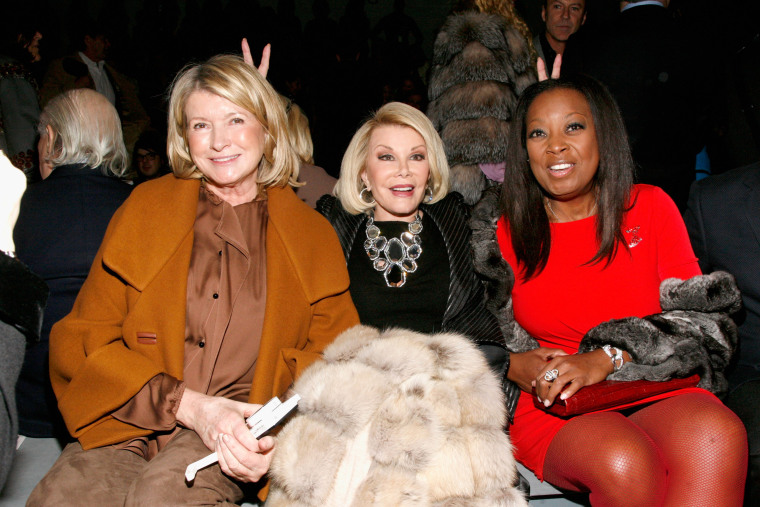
[497,185,706,479]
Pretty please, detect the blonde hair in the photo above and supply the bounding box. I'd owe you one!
[38,88,129,177]
[335,102,450,215]
[282,98,314,165]
[475,0,535,55]
[167,54,300,194]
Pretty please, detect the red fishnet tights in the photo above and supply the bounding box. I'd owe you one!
[542,392,748,506]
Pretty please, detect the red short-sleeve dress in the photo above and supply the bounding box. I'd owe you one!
[497,185,709,479]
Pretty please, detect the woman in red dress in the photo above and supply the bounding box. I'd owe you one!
[471,74,748,506]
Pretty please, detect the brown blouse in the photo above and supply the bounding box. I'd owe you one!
[112,184,268,458]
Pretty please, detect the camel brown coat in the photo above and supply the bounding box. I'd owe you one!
[49,175,359,450]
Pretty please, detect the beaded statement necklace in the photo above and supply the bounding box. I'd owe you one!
[363,212,423,288]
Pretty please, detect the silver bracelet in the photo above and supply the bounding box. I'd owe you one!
[602,345,625,372]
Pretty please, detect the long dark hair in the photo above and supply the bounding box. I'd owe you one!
[500,74,635,280]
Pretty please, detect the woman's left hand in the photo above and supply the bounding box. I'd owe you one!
[241,38,270,78]
[534,349,613,407]
[216,431,276,483]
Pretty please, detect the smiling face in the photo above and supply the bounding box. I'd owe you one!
[361,125,430,222]
[543,0,586,45]
[525,88,599,207]
[185,90,266,204]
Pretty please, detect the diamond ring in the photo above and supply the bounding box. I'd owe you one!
[544,369,559,382]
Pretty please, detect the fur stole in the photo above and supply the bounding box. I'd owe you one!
[266,325,528,507]
[427,12,535,204]
[470,188,741,403]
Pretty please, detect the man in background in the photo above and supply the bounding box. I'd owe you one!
[533,0,586,71]
[40,23,149,152]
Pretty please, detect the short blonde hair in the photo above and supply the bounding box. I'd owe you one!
[167,54,299,194]
[38,88,129,177]
[282,98,314,165]
[335,102,450,215]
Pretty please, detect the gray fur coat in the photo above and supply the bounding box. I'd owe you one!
[470,187,741,420]
[266,325,528,507]
[427,12,536,205]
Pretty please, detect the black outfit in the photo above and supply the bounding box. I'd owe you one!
[12,164,132,438]
[533,32,558,74]
[0,253,47,488]
[317,192,508,379]
[563,4,707,211]
[684,162,760,504]
[347,213,449,333]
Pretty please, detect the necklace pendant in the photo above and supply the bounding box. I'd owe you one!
[363,211,423,288]
[384,266,407,287]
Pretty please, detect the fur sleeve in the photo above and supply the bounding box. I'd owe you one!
[578,271,741,395]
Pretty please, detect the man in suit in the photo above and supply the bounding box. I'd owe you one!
[40,25,149,152]
[684,163,760,505]
[564,0,709,211]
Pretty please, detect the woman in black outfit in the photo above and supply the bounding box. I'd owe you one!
[317,101,507,375]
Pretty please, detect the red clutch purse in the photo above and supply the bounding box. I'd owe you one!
[532,375,700,417]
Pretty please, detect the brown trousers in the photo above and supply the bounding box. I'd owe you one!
[27,429,248,506]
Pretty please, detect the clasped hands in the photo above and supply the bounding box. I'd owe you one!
[508,347,615,407]
[176,389,275,483]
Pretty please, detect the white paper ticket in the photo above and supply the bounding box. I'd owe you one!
[184,394,301,482]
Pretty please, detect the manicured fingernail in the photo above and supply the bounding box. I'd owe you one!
[544,400,551,407]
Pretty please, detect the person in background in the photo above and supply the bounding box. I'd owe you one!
[0,19,43,181]
[427,0,536,205]
[13,89,133,440]
[317,101,509,388]
[685,163,760,505]
[28,54,358,506]
[285,98,337,208]
[471,74,747,505]
[0,150,48,489]
[131,128,170,185]
[40,22,150,153]
[533,0,586,72]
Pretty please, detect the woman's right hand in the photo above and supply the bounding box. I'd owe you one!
[176,388,275,482]
[507,347,568,392]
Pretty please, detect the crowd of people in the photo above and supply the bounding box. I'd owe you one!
[1,0,759,506]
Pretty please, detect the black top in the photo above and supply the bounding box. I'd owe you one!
[317,193,508,396]
[13,164,132,438]
[685,162,760,389]
[347,213,450,333]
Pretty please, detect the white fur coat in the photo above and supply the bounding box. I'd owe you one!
[266,325,527,507]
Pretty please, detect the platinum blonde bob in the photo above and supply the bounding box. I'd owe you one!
[335,102,450,215]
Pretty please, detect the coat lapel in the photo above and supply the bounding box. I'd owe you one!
[103,176,199,291]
